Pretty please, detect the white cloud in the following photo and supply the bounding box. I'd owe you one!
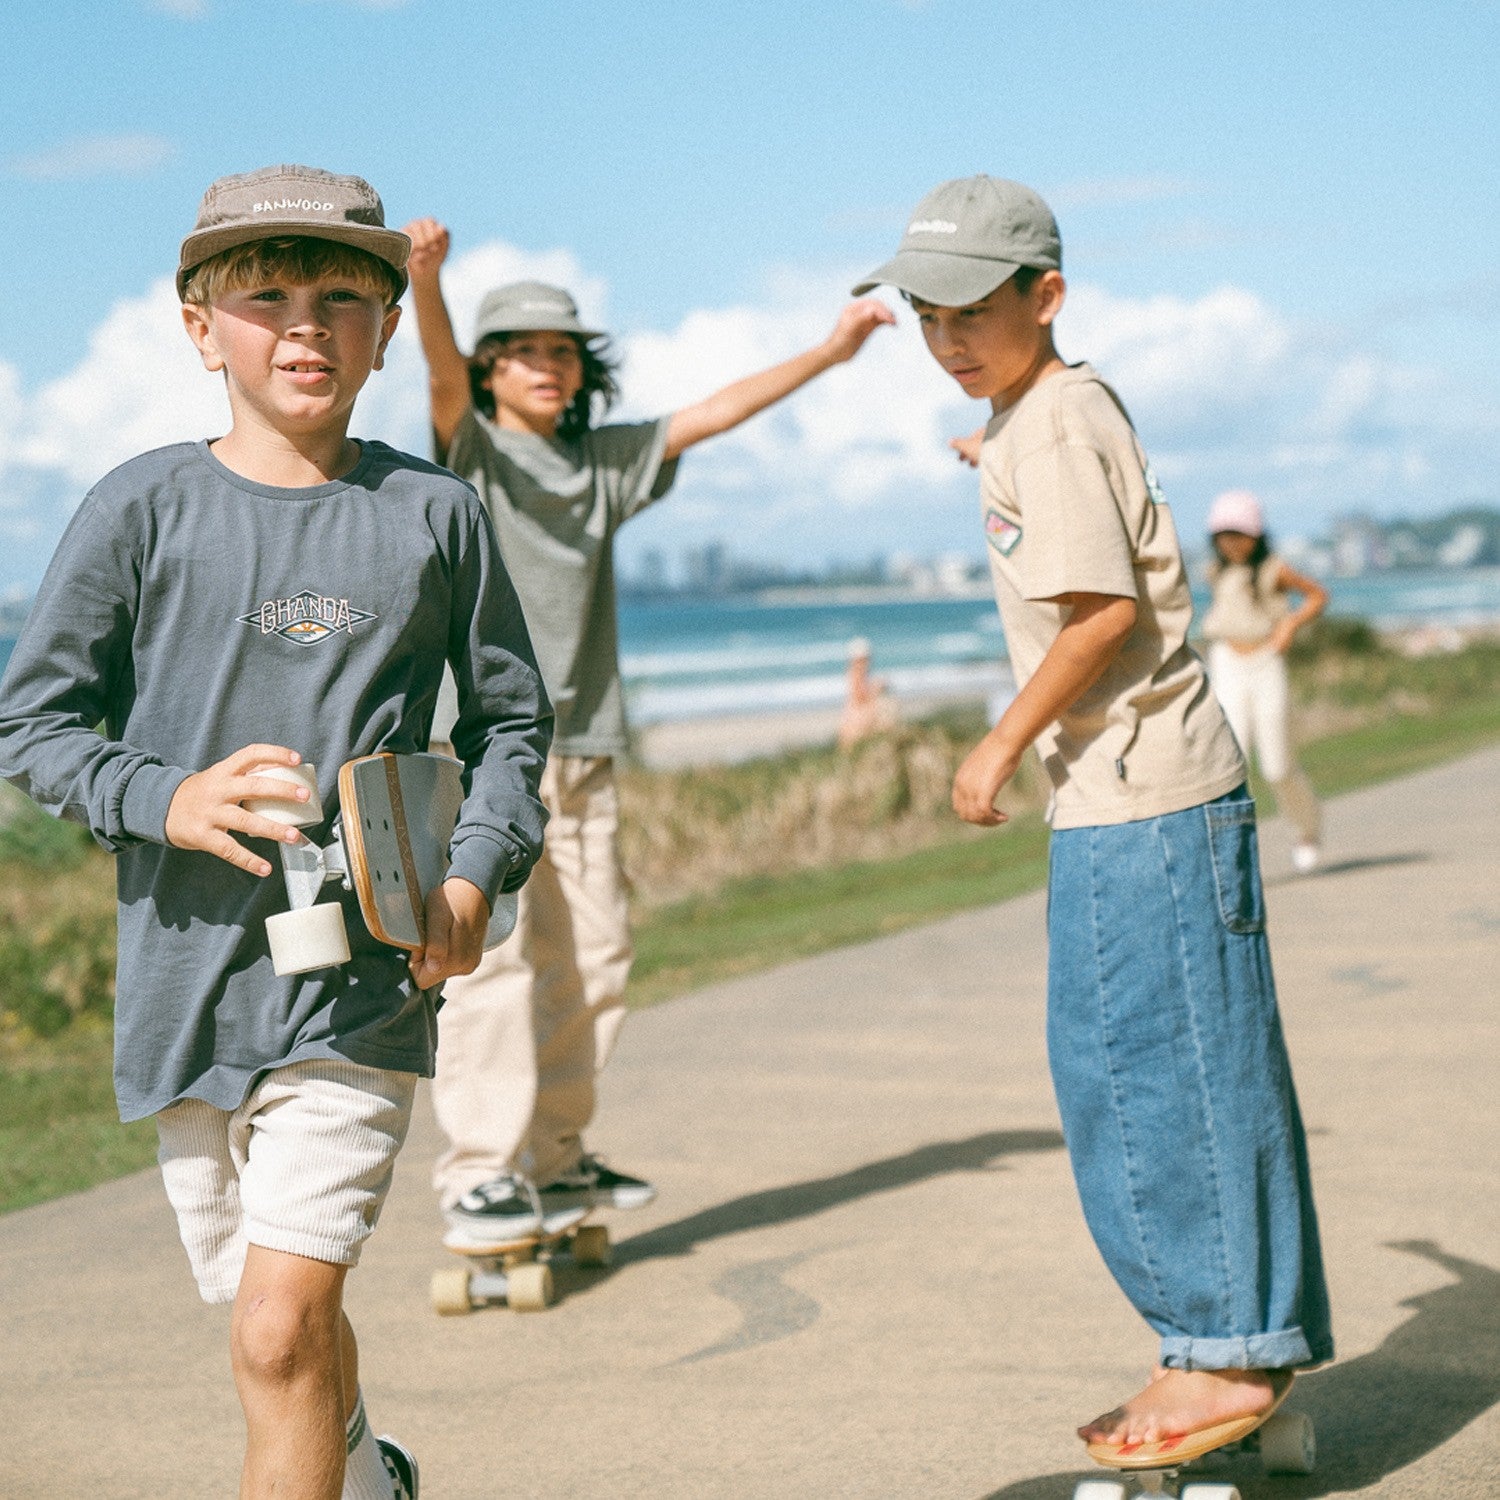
[0,240,1491,593]
[14,279,222,484]
[8,133,176,181]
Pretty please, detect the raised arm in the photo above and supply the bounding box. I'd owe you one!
[662,298,894,460]
[401,218,473,454]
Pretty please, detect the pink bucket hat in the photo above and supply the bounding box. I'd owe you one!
[1207,489,1265,537]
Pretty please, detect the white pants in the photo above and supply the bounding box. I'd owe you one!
[1208,642,1322,846]
[431,756,633,1205]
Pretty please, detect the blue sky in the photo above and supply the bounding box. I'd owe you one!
[2,0,1496,593]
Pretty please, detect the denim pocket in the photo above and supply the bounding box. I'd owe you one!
[1205,798,1266,934]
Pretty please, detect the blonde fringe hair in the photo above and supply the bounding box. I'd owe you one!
[180,236,405,308]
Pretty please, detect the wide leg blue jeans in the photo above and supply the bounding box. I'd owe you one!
[1046,788,1332,1369]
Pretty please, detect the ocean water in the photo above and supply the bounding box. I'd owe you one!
[3,567,1498,728]
[618,566,1500,725]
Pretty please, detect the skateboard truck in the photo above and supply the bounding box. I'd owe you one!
[431,1212,612,1316]
[249,756,517,978]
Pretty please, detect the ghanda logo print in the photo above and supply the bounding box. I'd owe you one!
[238,590,378,646]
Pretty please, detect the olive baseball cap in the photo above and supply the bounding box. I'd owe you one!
[177,164,411,299]
[852,175,1061,306]
[474,281,603,342]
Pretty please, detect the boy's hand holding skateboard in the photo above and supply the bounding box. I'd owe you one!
[165,744,311,876]
[410,877,490,989]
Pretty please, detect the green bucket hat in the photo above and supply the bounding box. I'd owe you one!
[853,176,1060,306]
[473,282,604,343]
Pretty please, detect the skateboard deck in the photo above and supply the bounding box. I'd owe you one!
[339,752,466,949]
[259,752,517,976]
[431,1212,611,1315]
[1074,1373,1314,1499]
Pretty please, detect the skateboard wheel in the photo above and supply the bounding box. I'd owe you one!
[1179,1485,1240,1500]
[571,1224,611,1268]
[506,1261,553,1311]
[431,1267,474,1316]
[245,762,323,828]
[1072,1482,1128,1500]
[266,903,351,976]
[1258,1408,1315,1474]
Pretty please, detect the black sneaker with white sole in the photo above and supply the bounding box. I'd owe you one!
[377,1435,419,1500]
[444,1171,543,1241]
[538,1152,656,1211]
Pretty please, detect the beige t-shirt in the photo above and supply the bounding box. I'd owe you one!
[979,363,1244,828]
[1201,556,1289,646]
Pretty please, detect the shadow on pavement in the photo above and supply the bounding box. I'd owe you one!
[615,1128,1064,1265]
[1264,851,1428,890]
[977,1239,1500,1499]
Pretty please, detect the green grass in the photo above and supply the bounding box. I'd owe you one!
[630,813,1052,1008]
[632,688,1500,1011]
[0,1022,158,1213]
[2,666,1499,1215]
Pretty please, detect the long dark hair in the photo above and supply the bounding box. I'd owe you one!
[468,332,622,440]
[1210,530,1273,596]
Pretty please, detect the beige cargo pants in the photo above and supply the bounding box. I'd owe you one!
[431,755,632,1206]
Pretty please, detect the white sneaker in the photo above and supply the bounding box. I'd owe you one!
[1292,843,1321,874]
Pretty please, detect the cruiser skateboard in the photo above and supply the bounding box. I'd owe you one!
[251,752,517,976]
[1073,1373,1314,1499]
[430,1213,612,1315]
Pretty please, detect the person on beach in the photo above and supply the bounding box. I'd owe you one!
[402,215,893,1241]
[1203,489,1329,873]
[854,175,1332,1458]
[838,635,900,749]
[0,166,551,1500]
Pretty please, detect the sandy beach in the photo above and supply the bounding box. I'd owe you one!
[633,686,998,769]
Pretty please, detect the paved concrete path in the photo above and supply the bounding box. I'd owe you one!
[3,747,1498,1499]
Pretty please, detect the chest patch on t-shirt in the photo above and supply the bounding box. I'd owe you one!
[985,510,1022,556]
[237,590,378,646]
[1144,462,1167,506]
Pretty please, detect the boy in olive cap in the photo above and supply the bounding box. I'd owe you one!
[402,216,892,1244]
[855,177,1331,1461]
[0,165,552,1499]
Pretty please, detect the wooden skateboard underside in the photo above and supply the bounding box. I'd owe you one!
[339,753,465,950]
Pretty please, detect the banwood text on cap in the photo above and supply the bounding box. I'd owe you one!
[474,282,603,343]
[177,164,411,298]
[853,176,1061,306]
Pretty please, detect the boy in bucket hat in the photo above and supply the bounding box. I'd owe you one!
[0,165,552,1499]
[402,216,892,1247]
[856,177,1332,1462]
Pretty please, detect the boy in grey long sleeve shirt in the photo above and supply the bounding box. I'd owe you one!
[0,166,550,1500]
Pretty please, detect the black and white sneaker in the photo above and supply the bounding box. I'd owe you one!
[444,1171,543,1241]
[377,1435,419,1500]
[578,1152,657,1210]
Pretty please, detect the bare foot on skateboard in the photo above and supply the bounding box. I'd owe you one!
[1078,1367,1283,1448]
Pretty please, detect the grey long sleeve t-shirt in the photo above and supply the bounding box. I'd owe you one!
[0,439,552,1120]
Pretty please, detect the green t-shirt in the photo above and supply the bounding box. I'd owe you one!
[436,408,678,756]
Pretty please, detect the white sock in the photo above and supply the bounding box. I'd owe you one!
[343,1389,395,1500]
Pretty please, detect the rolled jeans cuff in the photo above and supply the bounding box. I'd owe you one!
[1159,1326,1322,1371]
